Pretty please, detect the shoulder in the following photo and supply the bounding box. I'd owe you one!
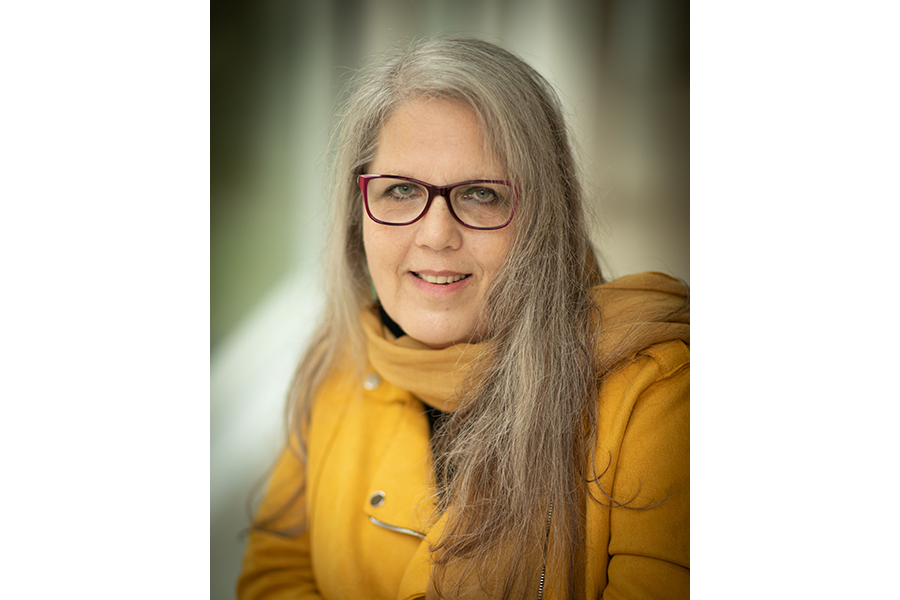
[594,339,689,501]
[637,339,690,382]
[599,339,689,417]
[305,362,361,458]
[310,359,364,416]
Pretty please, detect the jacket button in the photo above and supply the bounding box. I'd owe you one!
[363,373,381,390]
[369,491,385,508]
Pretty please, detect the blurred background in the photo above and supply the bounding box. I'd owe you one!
[211,0,688,597]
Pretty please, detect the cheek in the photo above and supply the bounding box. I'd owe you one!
[362,221,406,284]
[476,230,514,278]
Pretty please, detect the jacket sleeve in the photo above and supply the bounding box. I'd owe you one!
[237,444,323,600]
[602,346,690,600]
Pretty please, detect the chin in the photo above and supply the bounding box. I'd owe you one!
[406,321,479,349]
[409,331,460,349]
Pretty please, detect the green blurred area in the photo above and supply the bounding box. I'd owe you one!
[212,2,289,350]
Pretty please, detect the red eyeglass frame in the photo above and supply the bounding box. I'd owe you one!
[358,174,519,231]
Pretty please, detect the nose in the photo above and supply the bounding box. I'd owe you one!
[414,195,462,251]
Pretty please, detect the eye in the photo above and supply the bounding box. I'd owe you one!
[386,183,424,200]
[461,187,500,203]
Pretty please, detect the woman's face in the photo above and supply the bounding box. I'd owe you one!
[363,98,514,348]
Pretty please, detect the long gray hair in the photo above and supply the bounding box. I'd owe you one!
[286,37,602,598]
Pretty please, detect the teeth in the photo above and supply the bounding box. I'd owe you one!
[417,273,468,284]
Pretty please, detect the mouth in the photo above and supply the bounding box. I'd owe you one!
[412,272,471,285]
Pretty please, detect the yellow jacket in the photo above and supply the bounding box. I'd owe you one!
[238,273,689,599]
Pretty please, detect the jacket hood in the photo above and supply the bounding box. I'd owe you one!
[363,271,689,411]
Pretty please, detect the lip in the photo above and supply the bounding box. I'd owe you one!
[408,270,472,296]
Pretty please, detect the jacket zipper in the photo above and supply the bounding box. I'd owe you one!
[368,516,427,539]
[537,500,553,600]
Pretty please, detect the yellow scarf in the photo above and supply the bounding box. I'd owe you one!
[362,271,689,411]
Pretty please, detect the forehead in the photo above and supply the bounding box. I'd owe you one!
[369,97,504,182]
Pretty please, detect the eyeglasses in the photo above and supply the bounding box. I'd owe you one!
[358,174,518,230]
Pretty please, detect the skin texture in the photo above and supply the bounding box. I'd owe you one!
[363,98,513,348]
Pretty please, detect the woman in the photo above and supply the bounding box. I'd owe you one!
[238,37,689,600]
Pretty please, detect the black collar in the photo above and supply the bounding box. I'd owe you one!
[377,303,406,339]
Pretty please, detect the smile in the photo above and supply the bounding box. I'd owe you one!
[413,272,471,285]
